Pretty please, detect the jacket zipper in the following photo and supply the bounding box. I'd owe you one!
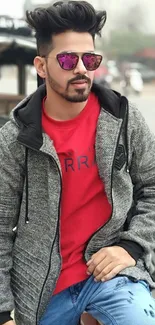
[84,110,127,258]
[17,100,128,320]
[36,121,123,318]
[35,155,62,325]
[38,121,123,317]
[18,140,62,325]
[110,118,124,214]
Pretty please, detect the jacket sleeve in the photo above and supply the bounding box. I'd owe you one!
[119,103,155,274]
[0,124,25,320]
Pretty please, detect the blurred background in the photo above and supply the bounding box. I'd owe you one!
[0,0,155,132]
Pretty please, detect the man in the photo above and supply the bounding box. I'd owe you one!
[0,1,155,325]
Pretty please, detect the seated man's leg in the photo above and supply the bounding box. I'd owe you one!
[39,287,81,325]
[85,276,155,325]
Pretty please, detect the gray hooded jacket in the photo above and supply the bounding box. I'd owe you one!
[0,84,155,325]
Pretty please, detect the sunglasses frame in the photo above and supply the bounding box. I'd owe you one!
[56,52,103,71]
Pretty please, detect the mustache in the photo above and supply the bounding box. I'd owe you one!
[68,75,91,85]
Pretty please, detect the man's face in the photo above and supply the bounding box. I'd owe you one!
[42,31,96,103]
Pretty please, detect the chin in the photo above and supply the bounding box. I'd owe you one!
[62,90,90,103]
[64,95,89,103]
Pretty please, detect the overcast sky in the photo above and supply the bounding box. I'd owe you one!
[0,0,25,17]
[0,0,155,34]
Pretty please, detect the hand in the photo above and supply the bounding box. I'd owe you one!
[86,246,136,282]
[4,321,15,325]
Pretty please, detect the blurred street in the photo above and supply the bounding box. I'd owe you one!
[110,81,155,133]
[129,93,155,134]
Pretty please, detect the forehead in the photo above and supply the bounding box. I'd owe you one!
[51,31,95,53]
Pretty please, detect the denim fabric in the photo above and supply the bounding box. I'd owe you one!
[40,276,155,325]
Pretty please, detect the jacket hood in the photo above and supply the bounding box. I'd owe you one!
[11,82,128,150]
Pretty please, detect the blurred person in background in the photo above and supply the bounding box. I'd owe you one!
[120,63,143,96]
[0,1,155,325]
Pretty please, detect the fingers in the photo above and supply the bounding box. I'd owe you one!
[94,262,124,282]
[86,249,106,274]
[94,259,115,278]
[87,256,111,276]
[86,246,136,283]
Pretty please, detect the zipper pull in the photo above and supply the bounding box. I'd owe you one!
[126,167,130,173]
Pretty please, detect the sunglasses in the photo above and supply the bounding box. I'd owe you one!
[56,52,103,71]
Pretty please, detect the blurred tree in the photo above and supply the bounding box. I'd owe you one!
[98,3,155,60]
[102,31,155,59]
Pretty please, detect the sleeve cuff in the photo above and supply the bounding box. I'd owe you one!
[117,240,144,262]
[0,312,13,325]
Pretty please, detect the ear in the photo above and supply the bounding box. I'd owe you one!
[33,56,46,79]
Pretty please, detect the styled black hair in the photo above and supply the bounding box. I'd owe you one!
[26,1,107,56]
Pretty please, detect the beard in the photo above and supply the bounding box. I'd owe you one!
[46,67,92,103]
[62,88,90,103]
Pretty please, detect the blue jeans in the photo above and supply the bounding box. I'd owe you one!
[39,275,155,325]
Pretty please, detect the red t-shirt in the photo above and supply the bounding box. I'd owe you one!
[42,92,112,295]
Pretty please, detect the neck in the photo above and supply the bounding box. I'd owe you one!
[44,89,88,121]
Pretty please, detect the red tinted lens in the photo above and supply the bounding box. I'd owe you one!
[82,54,102,71]
[57,53,79,70]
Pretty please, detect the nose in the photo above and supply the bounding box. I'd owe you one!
[74,57,87,75]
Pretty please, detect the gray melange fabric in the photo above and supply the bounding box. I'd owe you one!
[0,93,155,325]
